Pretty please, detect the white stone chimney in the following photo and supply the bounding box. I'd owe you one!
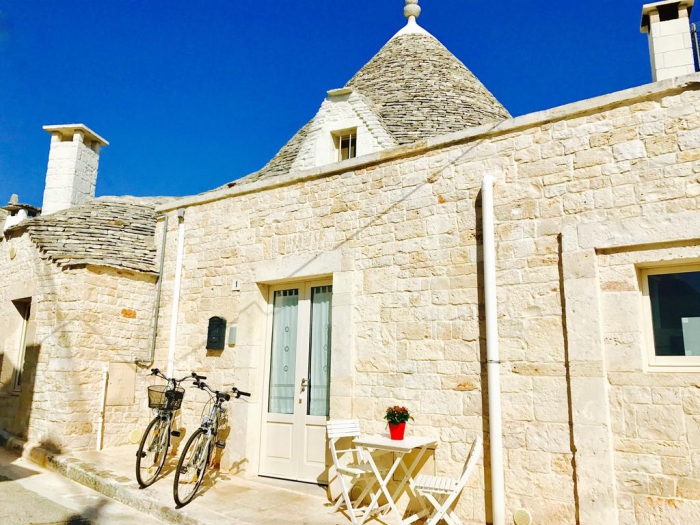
[41,124,109,215]
[641,0,696,82]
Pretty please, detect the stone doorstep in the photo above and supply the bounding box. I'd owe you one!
[0,429,241,525]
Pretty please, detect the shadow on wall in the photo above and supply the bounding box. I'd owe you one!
[0,342,42,447]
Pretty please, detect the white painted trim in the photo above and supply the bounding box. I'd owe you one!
[639,263,700,371]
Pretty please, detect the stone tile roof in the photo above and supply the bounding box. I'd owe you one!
[244,121,313,184]
[242,31,510,184]
[346,33,511,144]
[21,197,168,274]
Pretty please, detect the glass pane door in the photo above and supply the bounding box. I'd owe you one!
[268,289,298,414]
[308,285,332,416]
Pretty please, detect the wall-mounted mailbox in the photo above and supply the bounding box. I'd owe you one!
[207,316,227,350]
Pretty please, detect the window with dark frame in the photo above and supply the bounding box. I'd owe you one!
[647,270,700,357]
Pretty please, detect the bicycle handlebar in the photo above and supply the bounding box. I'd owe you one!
[194,380,250,401]
[233,388,251,399]
[150,368,200,386]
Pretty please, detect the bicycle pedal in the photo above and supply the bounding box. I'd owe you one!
[137,451,146,458]
[170,430,181,437]
[215,440,226,449]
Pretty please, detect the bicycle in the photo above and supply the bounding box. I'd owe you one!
[173,378,250,507]
[135,368,206,488]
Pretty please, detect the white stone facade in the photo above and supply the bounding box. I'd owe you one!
[290,90,398,171]
[4,56,700,525]
[132,75,700,524]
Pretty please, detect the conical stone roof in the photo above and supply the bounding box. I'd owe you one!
[242,13,509,184]
[346,32,510,145]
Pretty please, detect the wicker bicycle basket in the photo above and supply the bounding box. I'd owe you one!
[147,385,185,410]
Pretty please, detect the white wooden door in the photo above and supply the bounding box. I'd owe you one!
[259,281,332,483]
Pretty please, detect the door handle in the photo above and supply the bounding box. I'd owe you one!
[298,378,308,404]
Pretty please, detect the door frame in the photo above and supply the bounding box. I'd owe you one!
[258,278,332,482]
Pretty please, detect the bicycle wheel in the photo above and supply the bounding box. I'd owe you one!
[173,428,210,507]
[136,416,170,488]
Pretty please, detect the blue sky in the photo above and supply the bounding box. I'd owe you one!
[0,0,690,206]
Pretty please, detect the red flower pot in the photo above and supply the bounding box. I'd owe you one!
[389,422,406,440]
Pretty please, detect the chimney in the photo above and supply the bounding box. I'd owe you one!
[2,194,41,232]
[41,124,109,215]
[641,0,696,82]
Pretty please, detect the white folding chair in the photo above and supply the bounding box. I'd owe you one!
[414,435,483,525]
[327,419,383,524]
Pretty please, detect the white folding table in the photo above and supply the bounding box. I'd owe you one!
[353,434,438,525]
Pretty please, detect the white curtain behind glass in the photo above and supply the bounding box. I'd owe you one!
[308,285,332,416]
[269,289,298,414]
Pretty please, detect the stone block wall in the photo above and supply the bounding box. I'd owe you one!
[600,245,700,525]
[151,78,700,524]
[0,233,48,439]
[47,265,157,451]
[0,229,157,452]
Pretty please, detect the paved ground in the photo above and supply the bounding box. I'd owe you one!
[0,448,163,525]
[67,445,356,525]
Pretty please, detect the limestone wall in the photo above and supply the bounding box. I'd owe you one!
[0,232,49,440]
[600,244,700,525]
[48,265,157,451]
[151,79,700,524]
[0,229,157,452]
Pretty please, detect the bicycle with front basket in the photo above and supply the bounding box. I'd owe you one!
[135,368,205,488]
[173,378,250,507]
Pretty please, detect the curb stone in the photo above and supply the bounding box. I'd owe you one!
[0,428,244,525]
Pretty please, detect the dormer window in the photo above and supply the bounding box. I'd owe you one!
[334,130,357,161]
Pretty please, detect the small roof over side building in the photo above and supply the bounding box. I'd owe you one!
[12,197,169,274]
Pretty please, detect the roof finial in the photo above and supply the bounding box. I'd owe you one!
[392,0,429,39]
[404,0,421,21]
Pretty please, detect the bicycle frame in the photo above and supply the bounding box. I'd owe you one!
[136,368,202,488]
[173,380,250,506]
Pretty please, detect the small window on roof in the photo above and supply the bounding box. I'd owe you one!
[334,130,357,162]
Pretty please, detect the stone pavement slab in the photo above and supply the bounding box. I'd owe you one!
[61,445,358,525]
[0,448,163,525]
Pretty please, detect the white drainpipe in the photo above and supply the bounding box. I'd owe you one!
[96,367,108,451]
[167,208,186,378]
[482,174,505,525]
